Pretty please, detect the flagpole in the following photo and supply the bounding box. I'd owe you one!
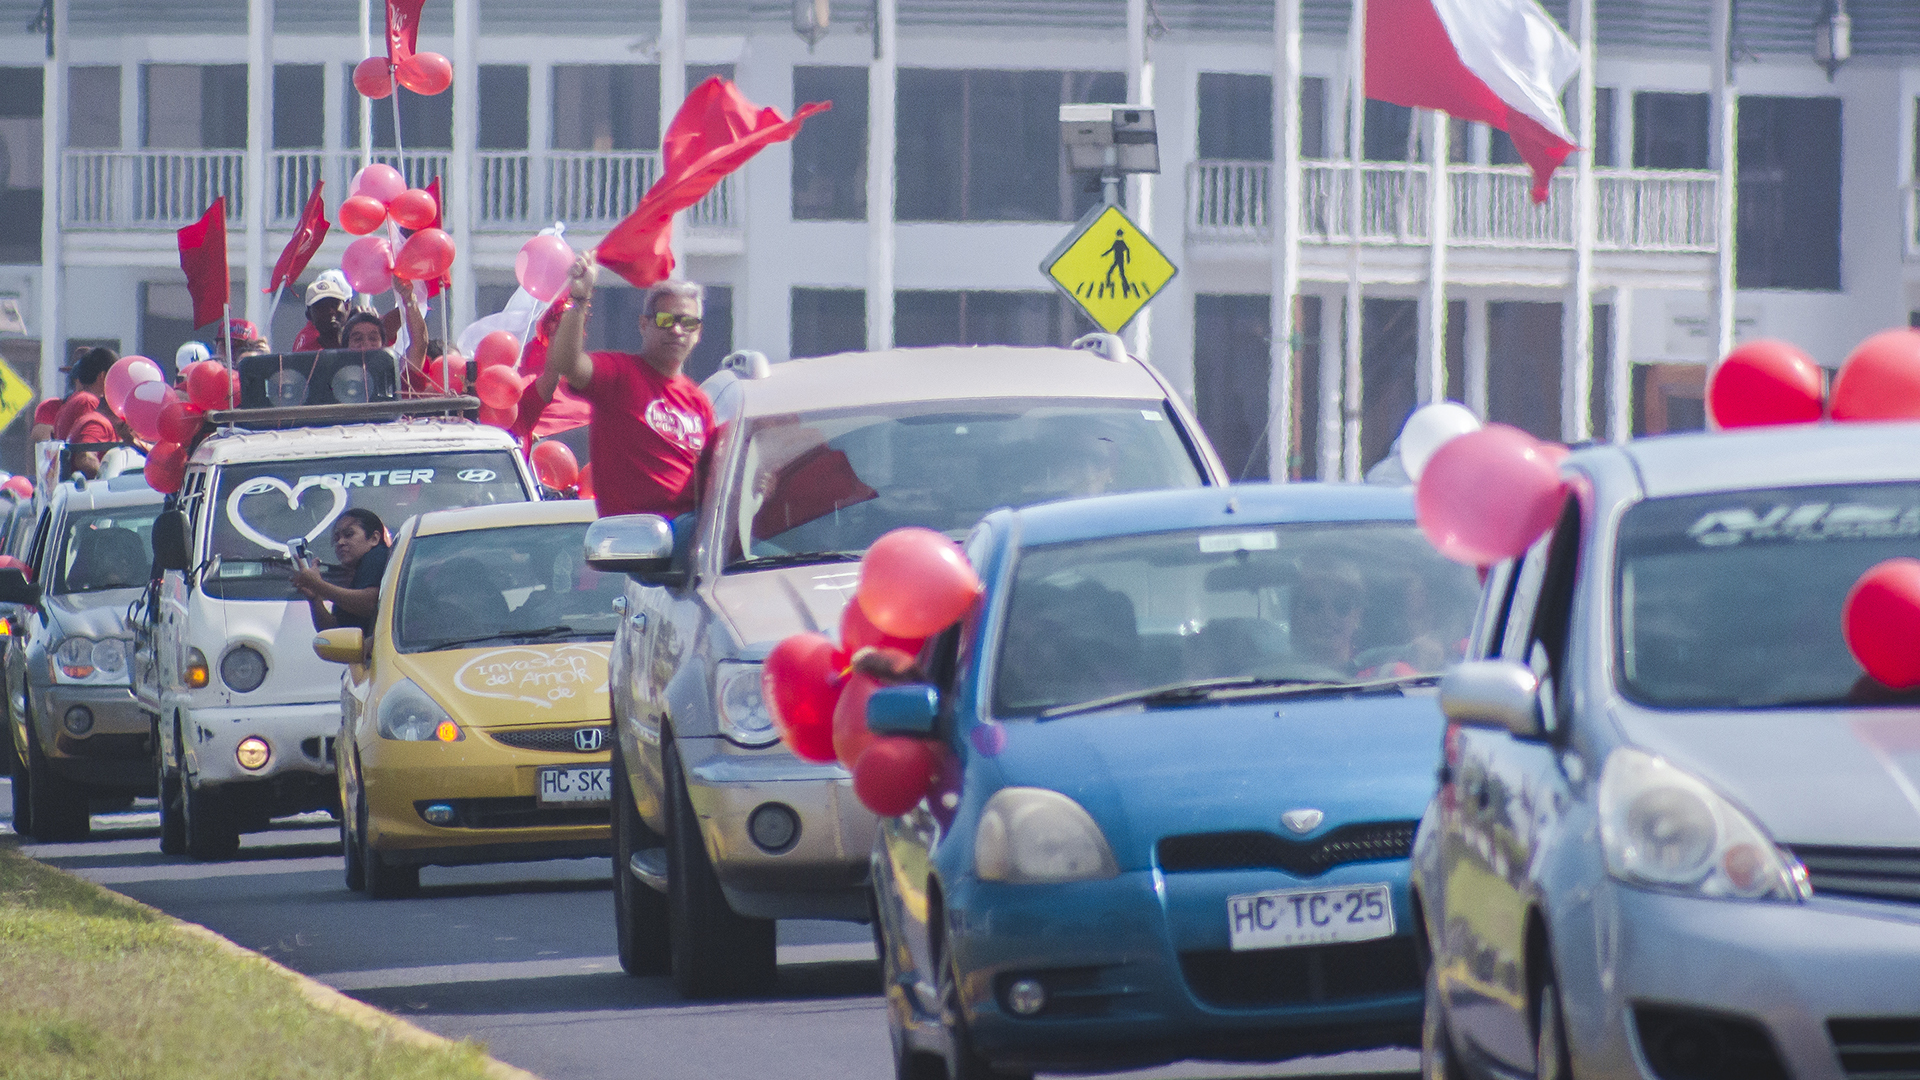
[1565,0,1597,442]
[358,0,373,169]
[1709,0,1737,363]
[1343,0,1365,481]
[223,303,234,368]
[264,283,285,348]
[1423,109,1450,406]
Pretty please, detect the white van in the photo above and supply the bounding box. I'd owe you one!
[136,413,538,859]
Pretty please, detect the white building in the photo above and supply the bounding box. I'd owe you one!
[1,0,1916,480]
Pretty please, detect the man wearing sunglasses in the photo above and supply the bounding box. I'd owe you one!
[544,251,717,519]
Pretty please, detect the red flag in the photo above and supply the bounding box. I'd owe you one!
[596,78,830,287]
[265,183,331,293]
[387,0,426,64]
[177,198,230,329]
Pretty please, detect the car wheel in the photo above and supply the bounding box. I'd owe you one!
[340,753,364,892]
[24,719,89,842]
[664,737,776,999]
[1534,966,1573,1080]
[182,774,240,861]
[358,782,418,899]
[1421,953,1468,1080]
[938,931,1031,1080]
[155,720,185,856]
[611,741,669,976]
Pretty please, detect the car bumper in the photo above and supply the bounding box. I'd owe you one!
[185,702,341,786]
[36,684,152,791]
[680,736,876,922]
[363,731,610,866]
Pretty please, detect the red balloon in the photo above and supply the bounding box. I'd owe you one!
[840,597,924,656]
[389,188,438,230]
[339,195,387,236]
[857,528,982,640]
[394,228,455,281]
[2,476,30,499]
[144,441,188,495]
[576,463,595,499]
[478,403,516,428]
[422,355,465,395]
[853,737,939,817]
[397,51,453,95]
[475,364,523,410]
[475,330,522,369]
[832,672,881,770]
[530,439,579,490]
[1415,424,1566,567]
[1831,329,1920,422]
[764,633,841,764]
[352,56,393,99]
[1845,558,1920,689]
[185,360,236,410]
[1709,340,1825,429]
[157,398,206,444]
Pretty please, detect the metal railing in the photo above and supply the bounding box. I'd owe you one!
[64,150,247,228]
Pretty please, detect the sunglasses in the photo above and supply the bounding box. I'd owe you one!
[651,312,703,332]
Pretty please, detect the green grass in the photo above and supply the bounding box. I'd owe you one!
[0,842,508,1080]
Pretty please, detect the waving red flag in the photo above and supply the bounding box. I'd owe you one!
[265,182,331,293]
[177,198,230,329]
[387,0,426,64]
[596,78,830,287]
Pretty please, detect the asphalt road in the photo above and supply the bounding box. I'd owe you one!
[2,782,1416,1080]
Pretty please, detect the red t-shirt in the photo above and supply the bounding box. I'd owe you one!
[53,393,107,441]
[580,352,714,519]
[66,412,116,444]
[32,399,61,428]
[292,324,320,352]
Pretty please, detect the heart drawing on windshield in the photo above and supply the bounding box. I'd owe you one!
[224,476,350,553]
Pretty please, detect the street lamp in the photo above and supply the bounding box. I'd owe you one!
[1814,0,1851,81]
[793,0,829,48]
[1059,104,1160,207]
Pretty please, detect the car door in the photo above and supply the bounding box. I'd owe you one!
[5,504,53,760]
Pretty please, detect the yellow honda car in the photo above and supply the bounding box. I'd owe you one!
[315,499,620,898]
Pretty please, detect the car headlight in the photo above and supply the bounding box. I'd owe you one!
[219,645,269,693]
[1598,747,1807,902]
[973,787,1118,884]
[54,636,98,680]
[716,661,779,747]
[91,638,128,679]
[376,678,463,742]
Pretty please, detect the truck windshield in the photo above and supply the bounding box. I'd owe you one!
[55,506,163,594]
[1617,481,1920,709]
[394,521,620,653]
[726,398,1203,569]
[204,449,529,600]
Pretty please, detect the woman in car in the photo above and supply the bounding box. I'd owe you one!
[293,509,391,635]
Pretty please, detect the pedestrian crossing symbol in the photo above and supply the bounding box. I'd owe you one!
[1041,203,1177,334]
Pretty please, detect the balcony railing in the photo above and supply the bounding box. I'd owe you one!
[1188,159,1719,253]
[63,149,738,234]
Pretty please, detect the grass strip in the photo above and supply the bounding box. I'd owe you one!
[0,840,518,1080]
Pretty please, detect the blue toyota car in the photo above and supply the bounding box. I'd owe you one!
[867,484,1482,1079]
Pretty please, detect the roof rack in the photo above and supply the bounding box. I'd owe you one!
[207,396,481,431]
[721,349,771,380]
[1070,333,1130,363]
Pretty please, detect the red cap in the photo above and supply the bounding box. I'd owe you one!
[226,319,265,344]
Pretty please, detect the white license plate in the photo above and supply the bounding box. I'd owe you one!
[537,766,612,805]
[1227,883,1395,951]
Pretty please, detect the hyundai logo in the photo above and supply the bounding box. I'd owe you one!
[574,727,607,752]
[457,468,497,483]
[1281,808,1325,834]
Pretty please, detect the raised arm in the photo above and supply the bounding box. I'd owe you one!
[399,283,430,382]
[545,251,598,393]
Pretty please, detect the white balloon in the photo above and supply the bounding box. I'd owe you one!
[1398,401,1482,482]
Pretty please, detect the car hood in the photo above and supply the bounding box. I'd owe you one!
[45,588,140,638]
[1618,706,1920,848]
[399,641,613,728]
[708,563,861,649]
[985,691,1447,870]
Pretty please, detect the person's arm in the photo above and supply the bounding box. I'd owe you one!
[399,284,430,381]
[291,568,380,619]
[546,251,598,393]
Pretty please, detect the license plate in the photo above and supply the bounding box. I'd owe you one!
[1227,883,1395,951]
[537,766,612,805]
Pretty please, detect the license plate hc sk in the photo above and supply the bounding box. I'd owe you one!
[537,766,612,805]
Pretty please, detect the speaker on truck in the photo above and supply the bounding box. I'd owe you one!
[236,350,400,409]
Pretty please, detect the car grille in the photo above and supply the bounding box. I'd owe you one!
[53,731,150,759]
[413,797,609,830]
[1829,1018,1920,1078]
[1158,821,1417,877]
[487,725,611,754]
[1178,937,1420,1009]
[1788,845,1920,904]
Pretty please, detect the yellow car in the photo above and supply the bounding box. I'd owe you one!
[314,499,620,898]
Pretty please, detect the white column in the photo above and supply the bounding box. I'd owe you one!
[1609,286,1633,441]
[359,0,373,166]
[1464,296,1489,419]
[1709,0,1737,361]
[528,61,551,226]
[450,0,477,333]
[38,0,69,397]
[244,0,271,326]
[1126,0,1153,360]
[1422,109,1449,404]
[1268,0,1303,481]
[866,0,897,350]
[1318,292,1343,480]
[1563,0,1596,441]
[1343,0,1365,480]
[659,0,686,274]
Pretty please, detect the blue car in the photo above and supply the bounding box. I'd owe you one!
[868,484,1483,1079]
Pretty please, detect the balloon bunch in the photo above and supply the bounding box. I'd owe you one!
[339,166,453,294]
[352,52,452,100]
[1402,402,1569,568]
[142,359,240,494]
[1708,330,1920,428]
[763,528,984,817]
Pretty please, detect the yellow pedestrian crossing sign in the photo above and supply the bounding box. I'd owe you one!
[0,357,32,435]
[1041,202,1177,334]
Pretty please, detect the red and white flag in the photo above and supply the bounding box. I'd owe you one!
[386,0,426,65]
[1367,0,1581,203]
[264,182,329,294]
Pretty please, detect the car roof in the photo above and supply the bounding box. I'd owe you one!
[1587,421,1920,500]
[1007,482,1417,549]
[413,497,599,537]
[192,418,517,467]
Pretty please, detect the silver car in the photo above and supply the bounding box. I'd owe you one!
[1413,420,1920,1080]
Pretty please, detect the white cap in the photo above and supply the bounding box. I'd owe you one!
[175,341,212,370]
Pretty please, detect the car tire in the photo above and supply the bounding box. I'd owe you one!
[182,775,240,861]
[611,742,669,976]
[1421,952,1468,1080]
[938,930,1031,1080]
[664,737,776,1000]
[24,721,89,842]
[340,756,365,892]
[358,783,419,899]
[1534,967,1573,1080]
[155,720,186,856]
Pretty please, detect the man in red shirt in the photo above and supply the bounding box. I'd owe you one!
[543,252,715,519]
[30,346,117,444]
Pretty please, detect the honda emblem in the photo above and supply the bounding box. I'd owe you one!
[574,727,606,753]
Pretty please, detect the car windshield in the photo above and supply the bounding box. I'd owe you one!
[726,398,1203,568]
[1617,481,1920,709]
[54,506,162,594]
[393,521,622,653]
[992,522,1480,717]
[204,450,529,600]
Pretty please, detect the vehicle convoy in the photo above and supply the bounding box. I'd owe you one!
[1414,421,1920,1080]
[2,475,165,841]
[136,401,537,860]
[315,499,623,898]
[866,484,1480,1080]
[584,339,1229,998]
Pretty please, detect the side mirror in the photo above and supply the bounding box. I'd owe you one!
[584,514,675,577]
[312,627,366,665]
[866,684,939,737]
[153,509,192,573]
[1439,660,1544,740]
[0,568,38,606]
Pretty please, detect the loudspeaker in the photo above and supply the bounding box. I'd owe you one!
[237,350,400,409]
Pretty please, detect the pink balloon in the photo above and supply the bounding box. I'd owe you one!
[475,365,524,410]
[515,234,575,303]
[122,380,176,443]
[104,356,164,416]
[857,527,983,640]
[1414,424,1567,567]
[341,236,393,295]
[350,163,407,206]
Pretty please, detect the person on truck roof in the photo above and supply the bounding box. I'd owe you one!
[30,346,117,445]
[292,508,390,636]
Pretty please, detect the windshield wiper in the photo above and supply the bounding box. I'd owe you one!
[422,625,578,651]
[1037,671,1442,720]
[728,551,861,571]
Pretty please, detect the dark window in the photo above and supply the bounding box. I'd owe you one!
[895,290,1093,347]
[68,66,119,148]
[345,65,452,149]
[145,64,247,149]
[479,65,529,150]
[1737,96,1841,291]
[1633,91,1710,170]
[1197,73,1271,160]
[551,65,657,150]
[1361,298,1418,472]
[1301,77,1326,157]
[141,283,196,375]
[273,65,324,149]
[1487,302,1562,442]
[792,288,865,358]
[0,67,43,264]
[1193,294,1271,481]
[792,66,867,221]
[1593,87,1616,167]
[1365,100,1415,162]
